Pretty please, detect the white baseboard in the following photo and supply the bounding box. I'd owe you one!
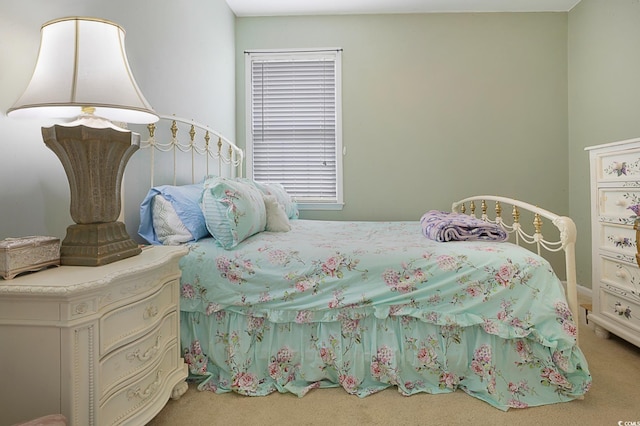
[560,282,592,300]
[577,284,592,299]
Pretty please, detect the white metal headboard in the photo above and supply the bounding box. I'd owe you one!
[140,114,244,186]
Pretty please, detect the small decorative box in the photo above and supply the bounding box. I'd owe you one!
[0,236,61,280]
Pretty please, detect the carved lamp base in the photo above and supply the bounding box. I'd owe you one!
[41,123,142,267]
[61,221,141,266]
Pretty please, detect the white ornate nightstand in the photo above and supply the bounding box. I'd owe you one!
[0,245,189,426]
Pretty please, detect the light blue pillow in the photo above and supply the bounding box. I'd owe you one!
[139,183,208,245]
[201,177,267,249]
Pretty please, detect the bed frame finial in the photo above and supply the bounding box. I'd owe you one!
[171,120,178,140]
[189,124,196,146]
[534,213,543,235]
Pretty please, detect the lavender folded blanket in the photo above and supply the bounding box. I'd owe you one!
[420,210,508,242]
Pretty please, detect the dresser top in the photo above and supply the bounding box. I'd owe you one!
[585,137,640,152]
[0,245,187,295]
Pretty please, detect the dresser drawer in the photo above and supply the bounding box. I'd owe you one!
[600,256,640,290]
[599,284,640,335]
[595,147,640,182]
[99,344,180,426]
[100,280,178,355]
[599,223,638,259]
[100,311,178,398]
[597,188,640,225]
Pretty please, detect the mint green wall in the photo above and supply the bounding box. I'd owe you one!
[0,0,236,242]
[6,2,631,290]
[235,13,569,226]
[568,0,640,290]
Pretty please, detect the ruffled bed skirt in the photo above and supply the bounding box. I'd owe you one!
[181,310,591,411]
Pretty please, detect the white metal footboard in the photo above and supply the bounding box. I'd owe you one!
[452,195,579,340]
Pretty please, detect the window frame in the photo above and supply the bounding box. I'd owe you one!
[244,48,344,211]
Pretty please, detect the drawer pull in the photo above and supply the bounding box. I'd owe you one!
[144,305,159,319]
[126,335,162,362]
[609,234,635,249]
[126,370,162,401]
[615,269,628,279]
[614,301,632,319]
[615,198,628,207]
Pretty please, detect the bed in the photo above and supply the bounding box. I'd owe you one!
[130,117,591,411]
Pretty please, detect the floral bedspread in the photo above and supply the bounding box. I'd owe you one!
[179,220,591,410]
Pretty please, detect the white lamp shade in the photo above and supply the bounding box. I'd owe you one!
[7,17,158,124]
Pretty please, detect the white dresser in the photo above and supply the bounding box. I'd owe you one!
[0,245,189,426]
[586,139,640,348]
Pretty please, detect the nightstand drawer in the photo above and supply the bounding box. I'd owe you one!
[599,284,640,334]
[99,343,180,426]
[100,280,178,355]
[600,256,640,290]
[597,188,640,225]
[100,311,178,398]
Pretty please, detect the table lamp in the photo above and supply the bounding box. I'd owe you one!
[7,17,159,266]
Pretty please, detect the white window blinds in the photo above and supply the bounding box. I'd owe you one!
[246,49,343,207]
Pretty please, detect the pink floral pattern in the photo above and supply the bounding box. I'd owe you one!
[382,257,431,293]
[178,220,591,410]
[268,347,299,384]
[370,346,399,385]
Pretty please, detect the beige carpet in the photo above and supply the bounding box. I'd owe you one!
[148,298,640,426]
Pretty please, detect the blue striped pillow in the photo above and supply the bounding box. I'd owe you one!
[201,177,266,249]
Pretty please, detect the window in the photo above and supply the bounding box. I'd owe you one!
[245,49,343,210]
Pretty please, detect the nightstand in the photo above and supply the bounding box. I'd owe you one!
[0,245,189,426]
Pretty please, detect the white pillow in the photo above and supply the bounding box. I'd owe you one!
[263,195,291,232]
[152,195,194,245]
[138,183,209,245]
[246,180,299,219]
[262,183,299,219]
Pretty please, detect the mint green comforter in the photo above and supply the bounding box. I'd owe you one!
[179,220,591,410]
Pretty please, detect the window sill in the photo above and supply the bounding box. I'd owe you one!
[296,202,344,211]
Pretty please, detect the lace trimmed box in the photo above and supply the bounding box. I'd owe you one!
[0,236,60,279]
